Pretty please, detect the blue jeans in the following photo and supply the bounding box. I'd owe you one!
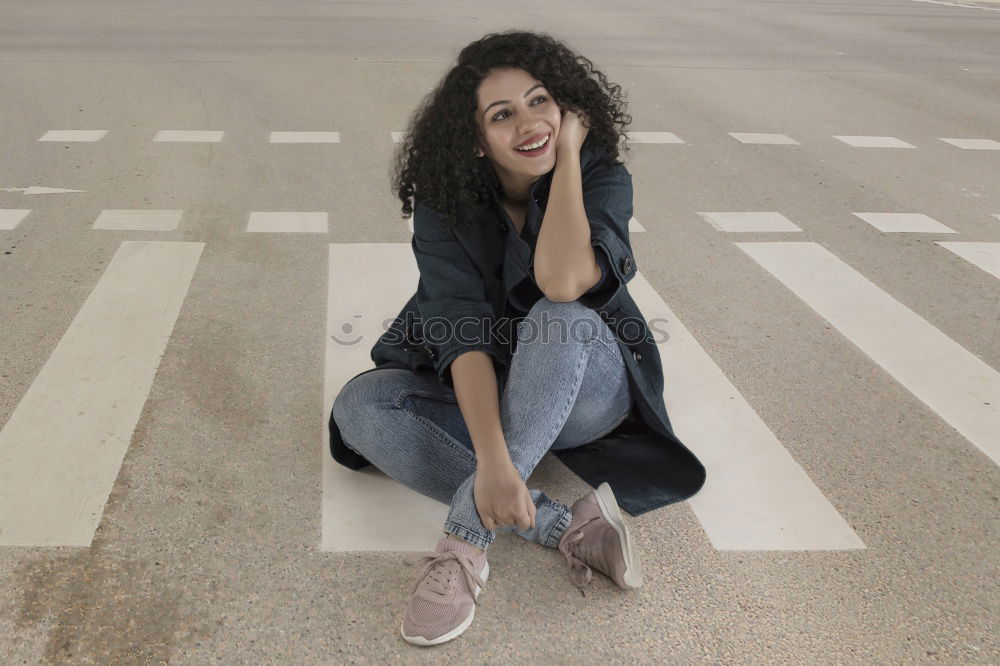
[332,298,633,551]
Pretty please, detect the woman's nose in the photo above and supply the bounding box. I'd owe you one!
[518,119,544,135]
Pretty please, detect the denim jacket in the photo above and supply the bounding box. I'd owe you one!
[329,142,706,516]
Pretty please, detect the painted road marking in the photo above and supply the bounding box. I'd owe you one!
[0,241,204,546]
[153,130,224,142]
[93,210,184,231]
[939,138,1000,150]
[0,187,85,195]
[852,212,957,233]
[729,133,800,145]
[698,211,803,233]
[626,132,685,143]
[38,130,107,142]
[736,241,1000,466]
[321,243,448,552]
[0,209,32,230]
[247,212,328,233]
[833,136,916,148]
[631,272,864,550]
[913,0,1000,10]
[269,131,341,143]
[936,242,1000,280]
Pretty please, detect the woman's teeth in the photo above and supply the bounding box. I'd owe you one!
[516,134,549,151]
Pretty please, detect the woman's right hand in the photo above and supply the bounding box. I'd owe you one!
[473,460,536,531]
[554,106,590,155]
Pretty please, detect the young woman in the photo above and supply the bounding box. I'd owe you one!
[331,30,703,646]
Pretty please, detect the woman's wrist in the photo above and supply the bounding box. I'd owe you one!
[555,143,581,161]
[476,446,514,471]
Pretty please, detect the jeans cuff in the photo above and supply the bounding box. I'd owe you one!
[544,503,572,549]
[444,521,494,551]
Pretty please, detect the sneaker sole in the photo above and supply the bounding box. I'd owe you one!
[593,482,644,588]
[400,559,490,646]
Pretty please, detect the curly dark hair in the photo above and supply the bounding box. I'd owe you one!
[390,30,633,233]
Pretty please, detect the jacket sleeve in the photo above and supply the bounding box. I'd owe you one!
[575,158,637,310]
[411,201,509,389]
[581,246,611,295]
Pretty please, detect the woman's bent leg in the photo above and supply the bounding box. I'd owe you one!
[331,368,572,549]
[443,298,633,552]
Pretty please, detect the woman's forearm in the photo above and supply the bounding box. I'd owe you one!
[533,144,601,300]
[450,350,512,469]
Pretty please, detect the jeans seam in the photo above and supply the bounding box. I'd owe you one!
[570,338,630,443]
[540,337,595,446]
[394,393,478,465]
[593,337,626,369]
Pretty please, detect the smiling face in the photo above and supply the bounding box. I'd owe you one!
[474,67,563,206]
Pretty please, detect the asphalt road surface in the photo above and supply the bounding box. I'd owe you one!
[0,0,997,663]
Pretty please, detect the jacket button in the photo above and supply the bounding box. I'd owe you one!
[632,350,642,362]
[623,256,633,273]
[425,345,436,360]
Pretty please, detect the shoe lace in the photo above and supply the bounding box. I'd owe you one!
[558,516,605,598]
[402,550,487,607]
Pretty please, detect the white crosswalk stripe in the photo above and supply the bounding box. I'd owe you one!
[0,209,32,230]
[697,211,803,233]
[269,131,341,143]
[0,241,204,546]
[936,241,1000,280]
[833,136,916,148]
[153,130,224,142]
[736,241,1000,466]
[37,129,107,142]
[92,210,184,231]
[629,273,864,551]
[247,211,329,233]
[852,212,958,234]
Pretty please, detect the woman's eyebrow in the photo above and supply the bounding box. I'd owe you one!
[484,84,545,116]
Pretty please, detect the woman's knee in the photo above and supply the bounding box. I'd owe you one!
[332,368,435,446]
[528,295,592,318]
[332,371,396,443]
[520,297,607,346]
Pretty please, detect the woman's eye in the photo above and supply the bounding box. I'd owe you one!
[493,95,547,121]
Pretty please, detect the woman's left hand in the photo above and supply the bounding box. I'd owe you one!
[554,106,590,154]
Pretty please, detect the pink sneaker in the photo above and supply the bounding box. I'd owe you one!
[557,482,644,595]
[400,534,490,646]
